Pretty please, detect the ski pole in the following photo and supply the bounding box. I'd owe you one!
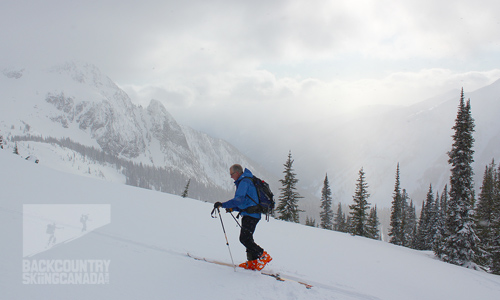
[229,211,242,228]
[228,211,257,236]
[213,207,236,271]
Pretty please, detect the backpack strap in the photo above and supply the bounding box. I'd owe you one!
[241,177,262,213]
[242,177,259,205]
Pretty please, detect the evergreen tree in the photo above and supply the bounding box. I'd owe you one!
[402,195,417,248]
[434,186,448,256]
[345,215,353,235]
[349,168,371,237]
[13,142,19,155]
[439,89,480,267]
[276,151,303,223]
[389,163,404,245]
[401,190,416,248]
[431,191,442,249]
[414,201,426,250]
[409,199,419,249]
[320,173,334,230]
[490,164,500,274]
[415,185,437,250]
[305,216,316,227]
[0,134,4,149]
[441,185,449,216]
[333,203,347,232]
[366,206,381,240]
[426,187,438,249]
[475,160,498,269]
[181,179,191,198]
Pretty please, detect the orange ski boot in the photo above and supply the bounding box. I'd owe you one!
[239,260,257,270]
[254,251,272,271]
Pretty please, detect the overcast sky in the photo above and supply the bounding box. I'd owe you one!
[3,0,500,162]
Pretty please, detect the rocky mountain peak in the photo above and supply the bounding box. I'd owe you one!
[0,61,273,200]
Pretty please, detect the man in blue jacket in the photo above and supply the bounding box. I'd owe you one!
[214,164,272,270]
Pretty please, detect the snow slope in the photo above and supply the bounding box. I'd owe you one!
[1,150,500,300]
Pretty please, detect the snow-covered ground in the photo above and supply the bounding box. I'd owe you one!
[1,149,500,300]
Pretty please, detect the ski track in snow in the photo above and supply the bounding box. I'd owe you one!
[75,226,383,300]
[3,203,376,299]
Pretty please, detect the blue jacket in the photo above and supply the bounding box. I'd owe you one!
[222,168,261,219]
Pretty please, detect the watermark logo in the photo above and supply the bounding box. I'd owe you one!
[22,204,111,284]
[22,259,110,284]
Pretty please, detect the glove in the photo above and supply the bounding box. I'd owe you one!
[214,202,223,209]
[225,208,233,213]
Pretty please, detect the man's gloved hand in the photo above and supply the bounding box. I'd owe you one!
[214,202,223,209]
[225,208,233,213]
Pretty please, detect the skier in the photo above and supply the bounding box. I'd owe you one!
[80,214,89,232]
[46,222,63,247]
[214,164,272,270]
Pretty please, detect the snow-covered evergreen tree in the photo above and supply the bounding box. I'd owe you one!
[401,190,416,248]
[491,164,500,274]
[434,186,448,256]
[333,203,347,232]
[441,185,449,216]
[439,89,480,267]
[366,206,381,240]
[305,216,316,227]
[276,151,303,223]
[389,163,404,246]
[431,191,442,250]
[345,215,353,234]
[320,173,334,230]
[349,168,371,237]
[475,160,499,269]
[0,134,4,149]
[409,199,419,249]
[415,185,437,250]
[414,201,426,250]
[401,190,409,246]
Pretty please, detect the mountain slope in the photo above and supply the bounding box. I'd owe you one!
[0,61,276,200]
[2,150,500,300]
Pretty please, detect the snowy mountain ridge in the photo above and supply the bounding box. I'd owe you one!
[0,61,274,199]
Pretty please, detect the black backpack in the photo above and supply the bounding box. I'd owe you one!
[244,176,275,220]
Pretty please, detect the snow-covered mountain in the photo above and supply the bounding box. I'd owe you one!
[2,148,500,300]
[0,61,275,201]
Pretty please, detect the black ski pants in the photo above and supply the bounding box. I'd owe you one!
[240,216,264,261]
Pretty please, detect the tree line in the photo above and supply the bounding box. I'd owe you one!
[273,151,380,240]
[273,89,499,274]
[388,89,500,274]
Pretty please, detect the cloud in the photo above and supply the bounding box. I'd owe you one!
[3,0,500,155]
[123,67,500,120]
[3,0,500,79]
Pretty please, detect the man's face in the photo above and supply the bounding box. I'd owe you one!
[230,169,240,181]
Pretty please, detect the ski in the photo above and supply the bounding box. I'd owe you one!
[187,253,235,268]
[186,253,313,289]
[260,271,313,289]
